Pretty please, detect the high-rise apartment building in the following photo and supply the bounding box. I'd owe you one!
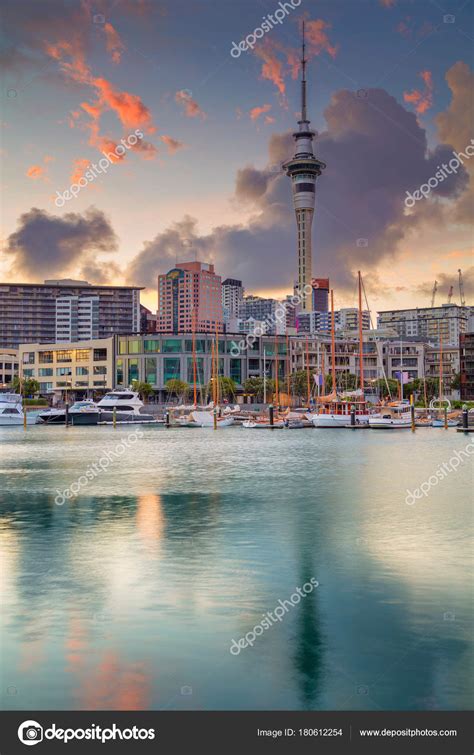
[157,262,223,334]
[312,278,329,312]
[0,280,142,348]
[222,279,244,324]
[377,304,470,346]
[55,295,99,342]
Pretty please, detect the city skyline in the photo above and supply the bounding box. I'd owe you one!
[1,0,473,315]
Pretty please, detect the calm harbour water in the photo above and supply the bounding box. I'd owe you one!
[0,424,472,711]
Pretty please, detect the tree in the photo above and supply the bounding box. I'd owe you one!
[373,377,400,399]
[243,376,275,402]
[13,376,40,396]
[165,379,189,401]
[206,376,237,401]
[290,370,310,401]
[131,380,154,402]
[404,377,439,404]
[450,372,461,391]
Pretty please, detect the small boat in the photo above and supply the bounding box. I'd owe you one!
[431,418,458,428]
[96,391,156,423]
[311,396,370,428]
[369,401,412,429]
[283,418,305,429]
[0,394,37,426]
[242,419,284,429]
[187,410,235,428]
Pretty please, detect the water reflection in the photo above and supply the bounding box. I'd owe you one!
[0,426,472,711]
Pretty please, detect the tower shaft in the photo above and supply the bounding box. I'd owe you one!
[282,22,326,312]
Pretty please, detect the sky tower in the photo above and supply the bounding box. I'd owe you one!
[283,22,326,312]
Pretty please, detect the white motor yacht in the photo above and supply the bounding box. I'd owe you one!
[0,394,37,426]
[96,391,156,423]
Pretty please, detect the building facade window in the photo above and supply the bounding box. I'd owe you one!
[162,339,182,353]
[128,340,140,354]
[38,368,53,377]
[75,349,90,361]
[128,359,139,383]
[144,340,160,353]
[93,348,107,361]
[145,358,157,385]
[163,357,181,383]
[56,350,73,362]
[229,359,242,384]
[116,359,124,386]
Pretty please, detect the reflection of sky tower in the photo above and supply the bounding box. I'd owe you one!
[283,22,326,312]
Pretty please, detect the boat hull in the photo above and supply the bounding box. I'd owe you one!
[0,415,37,426]
[312,413,370,428]
[98,410,155,423]
[369,419,412,429]
[71,412,99,426]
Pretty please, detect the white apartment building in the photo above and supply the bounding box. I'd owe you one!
[55,295,100,342]
[377,304,470,346]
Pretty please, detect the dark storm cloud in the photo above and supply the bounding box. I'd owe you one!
[128,86,468,295]
[4,207,118,280]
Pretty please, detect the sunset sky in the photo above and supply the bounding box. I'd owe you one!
[1,0,473,314]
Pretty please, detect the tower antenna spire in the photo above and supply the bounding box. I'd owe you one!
[301,20,307,123]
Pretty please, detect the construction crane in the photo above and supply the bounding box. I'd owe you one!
[431,280,438,307]
[458,269,466,306]
[447,285,453,304]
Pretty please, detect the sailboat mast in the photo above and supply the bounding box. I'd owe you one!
[274,332,279,406]
[330,289,336,392]
[263,348,267,404]
[286,333,290,407]
[305,335,310,405]
[215,322,219,406]
[192,309,197,406]
[439,327,443,401]
[358,271,365,399]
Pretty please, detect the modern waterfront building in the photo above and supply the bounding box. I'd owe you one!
[18,338,114,397]
[222,278,244,324]
[115,333,288,401]
[0,280,142,349]
[157,262,223,334]
[312,278,329,312]
[377,304,470,346]
[460,332,474,400]
[290,334,381,388]
[283,24,326,312]
[0,348,19,389]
